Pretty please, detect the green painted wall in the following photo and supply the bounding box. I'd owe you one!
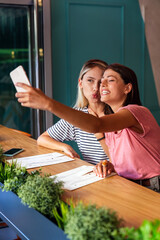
[51,0,160,126]
[50,0,160,156]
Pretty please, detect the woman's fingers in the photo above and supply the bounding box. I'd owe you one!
[93,161,104,178]
[97,161,103,177]
[93,164,99,176]
[102,160,107,177]
[94,160,115,178]
[15,86,50,110]
[64,147,80,159]
[15,82,31,90]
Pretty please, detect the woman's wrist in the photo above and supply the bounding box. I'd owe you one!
[97,136,105,141]
[95,134,105,141]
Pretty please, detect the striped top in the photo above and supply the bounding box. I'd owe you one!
[47,107,109,165]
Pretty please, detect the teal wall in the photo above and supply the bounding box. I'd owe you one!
[50,0,160,157]
[51,0,160,126]
[51,0,160,131]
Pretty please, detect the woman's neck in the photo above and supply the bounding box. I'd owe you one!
[88,102,105,116]
[108,97,126,113]
[109,102,124,113]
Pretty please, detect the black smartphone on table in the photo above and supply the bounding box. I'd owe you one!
[3,148,24,157]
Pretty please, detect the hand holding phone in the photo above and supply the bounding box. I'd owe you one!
[3,148,24,157]
[10,65,31,92]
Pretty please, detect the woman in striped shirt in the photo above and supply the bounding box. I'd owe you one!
[37,59,110,165]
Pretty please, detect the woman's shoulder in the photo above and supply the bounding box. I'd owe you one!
[119,104,150,114]
[119,104,158,125]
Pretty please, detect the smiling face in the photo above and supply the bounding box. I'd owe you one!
[100,69,132,110]
[79,66,104,104]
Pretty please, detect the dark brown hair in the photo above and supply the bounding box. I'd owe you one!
[105,63,142,106]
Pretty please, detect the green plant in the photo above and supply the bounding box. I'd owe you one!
[4,168,40,194]
[0,145,26,187]
[0,160,17,183]
[0,145,4,162]
[0,159,40,194]
[64,202,123,240]
[17,175,63,218]
[118,219,160,240]
[1,165,28,193]
[52,200,74,230]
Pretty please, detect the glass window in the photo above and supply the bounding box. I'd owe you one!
[0,6,31,133]
[0,0,52,138]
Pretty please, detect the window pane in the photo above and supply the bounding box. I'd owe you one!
[0,6,31,133]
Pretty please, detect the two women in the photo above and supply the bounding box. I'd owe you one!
[37,59,109,164]
[16,63,160,191]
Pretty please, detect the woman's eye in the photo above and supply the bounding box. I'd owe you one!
[87,79,93,82]
[108,79,114,82]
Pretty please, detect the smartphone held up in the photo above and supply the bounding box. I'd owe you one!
[10,65,31,92]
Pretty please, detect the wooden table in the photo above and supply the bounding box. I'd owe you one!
[0,125,160,228]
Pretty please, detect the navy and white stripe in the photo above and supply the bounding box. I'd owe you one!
[47,107,109,165]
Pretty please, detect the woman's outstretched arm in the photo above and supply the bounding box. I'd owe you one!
[15,83,139,134]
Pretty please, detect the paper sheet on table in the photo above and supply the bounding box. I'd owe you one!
[7,152,74,169]
[51,165,116,190]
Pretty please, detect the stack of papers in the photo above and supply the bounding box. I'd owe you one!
[51,165,104,190]
[7,152,74,169]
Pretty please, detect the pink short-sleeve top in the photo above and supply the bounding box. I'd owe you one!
[105,105,160,180]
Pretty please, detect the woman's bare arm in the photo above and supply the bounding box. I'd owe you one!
[96,137,111,161]
[15,84,141,134]
[37,131,80,158]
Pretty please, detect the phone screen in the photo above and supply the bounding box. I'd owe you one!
[3,148,24,157]
[10,65,31,92]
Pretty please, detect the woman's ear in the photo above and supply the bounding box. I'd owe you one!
[78,78,83,88]
[124,83,132,94]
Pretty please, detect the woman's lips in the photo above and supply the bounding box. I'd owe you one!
[92,93,99,98]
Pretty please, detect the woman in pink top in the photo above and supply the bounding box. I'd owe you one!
[15,63,160,191]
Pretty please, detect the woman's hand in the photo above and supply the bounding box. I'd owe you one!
[37,132,80,159]
[93,160,115,178]
[15,83,51,110]
[62,144,80,159]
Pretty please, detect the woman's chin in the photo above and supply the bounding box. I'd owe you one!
[100,96,108,103]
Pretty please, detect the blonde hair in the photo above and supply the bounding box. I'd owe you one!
[74,59,108,108]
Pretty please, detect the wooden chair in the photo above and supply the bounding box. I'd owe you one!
[11,129,32,137]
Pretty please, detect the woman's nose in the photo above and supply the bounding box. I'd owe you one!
[93,83,99,91]
[101,79,107,87]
